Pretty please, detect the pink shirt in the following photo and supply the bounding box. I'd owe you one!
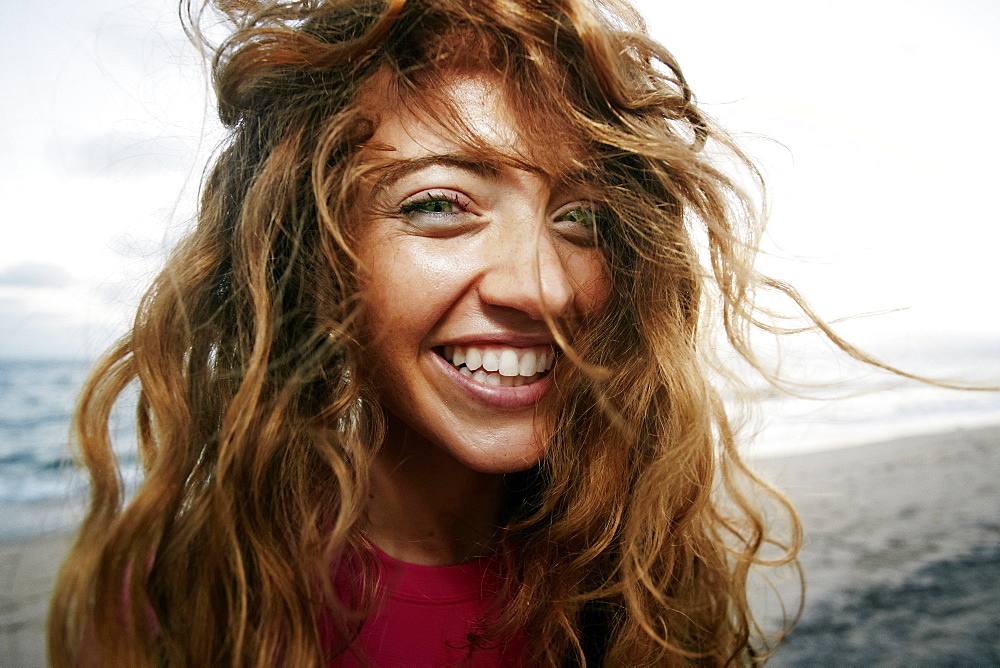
[327,546,525,666]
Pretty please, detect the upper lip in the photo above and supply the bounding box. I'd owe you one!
[430,332,557,349]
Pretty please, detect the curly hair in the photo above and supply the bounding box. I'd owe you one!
[49,0,809,665]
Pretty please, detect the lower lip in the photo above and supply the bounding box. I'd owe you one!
[430,351,553,410]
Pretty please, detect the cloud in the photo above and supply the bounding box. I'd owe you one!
[0,262,72,289]
[108,233,170,260]
[61,132,191,178]
[0,297,116,360]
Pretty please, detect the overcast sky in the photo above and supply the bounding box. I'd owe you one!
[2,0,998,359]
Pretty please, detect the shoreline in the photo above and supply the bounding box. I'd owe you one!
[2,423,998,664]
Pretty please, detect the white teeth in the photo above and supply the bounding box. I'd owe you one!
[459,366,541,387]
[498,349,519,376]
[519,350,537,377]
[482,351,500,372]
[445,345,557,382]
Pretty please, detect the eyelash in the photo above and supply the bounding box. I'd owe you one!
[554,205,596,228]
[398,192,466,216]
[395,192,601,246]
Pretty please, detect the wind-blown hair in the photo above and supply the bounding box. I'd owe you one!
[50,0,805,664]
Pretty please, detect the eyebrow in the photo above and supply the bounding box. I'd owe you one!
[366,152,602,200]
[368,154,503,193]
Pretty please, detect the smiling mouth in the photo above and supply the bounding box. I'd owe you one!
[438,345,554,387]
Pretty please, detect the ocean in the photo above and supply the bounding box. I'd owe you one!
[0,359,140,539]
[744,331,1000,457]
[1,333,998,540]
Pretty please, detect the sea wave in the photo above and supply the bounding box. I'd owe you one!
[1,332,997,536]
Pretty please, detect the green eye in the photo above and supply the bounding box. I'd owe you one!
[400,197,458,215]
[555,206,595,228]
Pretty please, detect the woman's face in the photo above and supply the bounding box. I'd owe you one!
[354,74,610,474]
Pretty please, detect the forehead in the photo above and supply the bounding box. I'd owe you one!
[358,70,586,177]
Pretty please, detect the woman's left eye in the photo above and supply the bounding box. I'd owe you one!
[554,206,595,228]
[553,203,600,245]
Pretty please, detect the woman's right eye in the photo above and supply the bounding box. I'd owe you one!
[399,196,460,215]
[395,190,480,236]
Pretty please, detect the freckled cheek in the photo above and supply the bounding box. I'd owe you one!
[401,247,479,291]
[568,254,611,314]
[365,246,480,330]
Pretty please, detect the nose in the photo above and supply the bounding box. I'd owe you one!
[477,227,575,321]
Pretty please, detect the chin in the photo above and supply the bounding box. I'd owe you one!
[453,446,548,475]
[426,419,554,475]
[449,433,551,475]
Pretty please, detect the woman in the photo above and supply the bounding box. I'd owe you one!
[50,0,804,664]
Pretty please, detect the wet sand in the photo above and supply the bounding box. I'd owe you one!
[1,424,997,665]
[754,424,1000,665]
[0,531,71,666]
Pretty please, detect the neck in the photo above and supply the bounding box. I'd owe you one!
[365,415,504,566]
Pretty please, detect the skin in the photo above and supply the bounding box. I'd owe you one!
[354,73,610,565]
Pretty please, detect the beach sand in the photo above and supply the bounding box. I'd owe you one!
[753,423,1000,665]
[0,531,71,666]
[1,424,998,665]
